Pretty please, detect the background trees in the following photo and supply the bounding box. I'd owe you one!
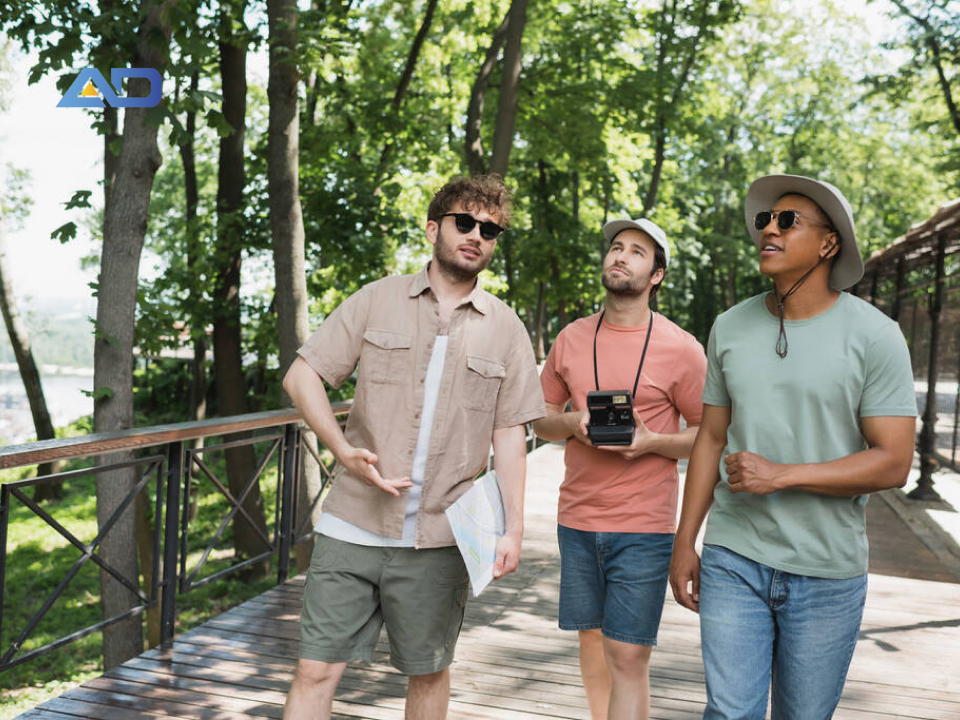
[0,0,956,678]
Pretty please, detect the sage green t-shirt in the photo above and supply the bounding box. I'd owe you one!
[702,292,917,579]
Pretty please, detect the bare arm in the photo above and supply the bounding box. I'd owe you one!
[724,415,916,497]
[282,357,411,496]
[491,423,528,578]
[532,401,591,445]
[669,403,730,613]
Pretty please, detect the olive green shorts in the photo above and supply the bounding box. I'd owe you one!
[299,534,469,675]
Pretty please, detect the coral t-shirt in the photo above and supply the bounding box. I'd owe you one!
[540,311,706,533]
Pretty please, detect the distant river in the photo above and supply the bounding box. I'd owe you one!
[0,368,92,444]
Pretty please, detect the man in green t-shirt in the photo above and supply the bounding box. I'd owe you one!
[669,175,917,718]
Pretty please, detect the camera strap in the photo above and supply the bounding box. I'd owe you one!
[593,310,654,395]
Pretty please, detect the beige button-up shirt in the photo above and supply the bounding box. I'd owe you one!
[297,265,545,548]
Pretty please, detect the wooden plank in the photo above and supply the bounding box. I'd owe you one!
[22,442,960,719]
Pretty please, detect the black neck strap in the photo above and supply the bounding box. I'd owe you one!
[593,310,654,395]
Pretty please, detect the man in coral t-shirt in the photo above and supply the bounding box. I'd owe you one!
[534,218,706,719]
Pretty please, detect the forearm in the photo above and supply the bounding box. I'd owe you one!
[675,417,727,547]
[772,447,912,497]
[493,425,527,537]
[532,410,577,442]
[646,424,700,460]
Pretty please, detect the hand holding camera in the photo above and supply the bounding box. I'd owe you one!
[586,390,635,445]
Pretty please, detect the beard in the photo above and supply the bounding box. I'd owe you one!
[601,266,651,296]
[433,227,492,283]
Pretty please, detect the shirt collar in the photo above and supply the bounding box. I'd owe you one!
[409,262,489,315]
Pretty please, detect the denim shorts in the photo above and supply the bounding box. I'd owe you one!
[699,544,868,719]
[299,535,469,675]
[557,524,674,645]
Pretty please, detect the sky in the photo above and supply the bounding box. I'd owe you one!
[0,0,899,313]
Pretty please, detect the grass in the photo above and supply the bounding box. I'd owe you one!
[0,429,300,718]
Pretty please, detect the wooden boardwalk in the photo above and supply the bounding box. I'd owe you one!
[20,444,960,719]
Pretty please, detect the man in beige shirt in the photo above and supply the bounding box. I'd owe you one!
[282,175,545,720]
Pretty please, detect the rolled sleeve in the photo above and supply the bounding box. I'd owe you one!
[494,318,546,429]
[297,286,372,388]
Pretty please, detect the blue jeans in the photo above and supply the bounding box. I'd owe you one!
[557,524,674,645]
[699,544,867,720]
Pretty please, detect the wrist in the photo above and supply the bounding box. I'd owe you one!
[772,463,796,491]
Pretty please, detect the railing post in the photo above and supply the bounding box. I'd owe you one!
[278,424,299,584]
[909,234,946,501]
[160,441,183,648]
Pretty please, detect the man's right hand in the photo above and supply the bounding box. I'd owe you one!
[669,542,701,613]
[340,447,412,496]
[567,410,591,446]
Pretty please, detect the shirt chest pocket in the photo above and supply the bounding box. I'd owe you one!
[361,329,413,384]
[463,355,505,412]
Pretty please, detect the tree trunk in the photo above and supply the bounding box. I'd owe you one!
[214,3,270,574]
[136,489,160,647]
[889,0,960,138]
[268,0,323,566]
[489,0,529,178]
[465,12,510,176]
[93,0,171,671]
[373,0,439,191]
[178,71,207,428]
[533,282,545,362]
[0,220,61,499]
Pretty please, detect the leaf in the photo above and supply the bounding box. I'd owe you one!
[64,190,93,210]
[81,386,114,401]
[51,222,78,243]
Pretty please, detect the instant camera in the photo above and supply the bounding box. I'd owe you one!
[586,390,635,446]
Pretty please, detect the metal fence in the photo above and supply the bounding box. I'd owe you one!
[853,198,960,500]
[0,406,545,673]
[0,408,338,672]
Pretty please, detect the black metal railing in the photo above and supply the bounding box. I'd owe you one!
[0,406,545,672]
[0,406,346,672]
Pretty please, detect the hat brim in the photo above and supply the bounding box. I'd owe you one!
[744,175,863,291]
[601,219,670,266]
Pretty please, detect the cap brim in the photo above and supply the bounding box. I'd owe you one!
[745,175,863,290]
[601,219,670,266]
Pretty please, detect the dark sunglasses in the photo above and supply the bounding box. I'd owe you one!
[754,209,834,232]
[441,213,504,241]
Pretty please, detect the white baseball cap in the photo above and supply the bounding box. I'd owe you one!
[601,217,670,266]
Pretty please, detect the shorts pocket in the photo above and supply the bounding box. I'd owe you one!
[429,548,469,588]
[361,329,413,384]
[309,534,344,572]
[463,355,505,412]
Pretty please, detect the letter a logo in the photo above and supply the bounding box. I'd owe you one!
[58,68,162,108]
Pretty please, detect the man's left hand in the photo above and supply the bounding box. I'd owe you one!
[596,408,657,460]
[725,451,784,494]
[493,532,522,579]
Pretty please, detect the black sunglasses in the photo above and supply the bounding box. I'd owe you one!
[441,213,505,241]
[754,209,834,232]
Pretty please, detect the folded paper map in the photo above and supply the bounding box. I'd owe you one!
[445,470,504,596]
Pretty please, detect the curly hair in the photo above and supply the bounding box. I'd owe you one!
[427,174,513,227]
